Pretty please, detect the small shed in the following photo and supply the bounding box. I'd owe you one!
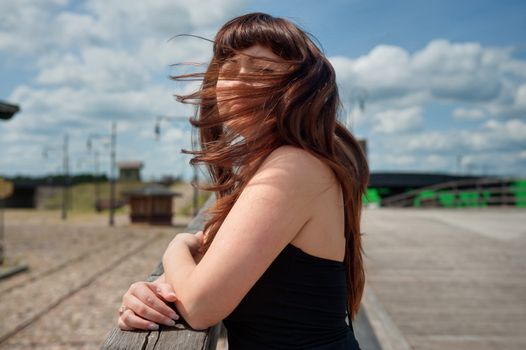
[126,184,182,225]
[118,161,144,181]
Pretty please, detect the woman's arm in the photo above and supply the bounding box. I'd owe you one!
[161,146,329,330]
[118,232,206,331]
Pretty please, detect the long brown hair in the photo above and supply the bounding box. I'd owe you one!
[172,12,369,320]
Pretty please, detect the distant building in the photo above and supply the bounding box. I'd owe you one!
[117,161,144,181]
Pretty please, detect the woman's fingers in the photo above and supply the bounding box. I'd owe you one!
[128,282,179,321]
[155,282,178,303]
[194,230,204,241]
[123,293,177,327]
[118,308,160,331]
[133,282,179,320]
[118,281,181,331]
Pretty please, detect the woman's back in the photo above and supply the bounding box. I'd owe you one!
[287,146,346,264]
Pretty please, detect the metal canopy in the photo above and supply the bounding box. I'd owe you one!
[0,101,20,120]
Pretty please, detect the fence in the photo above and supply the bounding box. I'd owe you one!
[380,177,526,208]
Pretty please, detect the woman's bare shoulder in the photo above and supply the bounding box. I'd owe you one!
[263,145,337,186]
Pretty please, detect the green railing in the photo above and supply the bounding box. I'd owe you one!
[378,177,526,208]
[511,180,526,208]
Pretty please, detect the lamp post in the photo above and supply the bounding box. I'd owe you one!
[87,122,117,226]
[42,134,70,220]
[76,149,102,208]
[93,150,101,207]
[347,87,367,132]
[155,115,199,217]
[456,155,463,175]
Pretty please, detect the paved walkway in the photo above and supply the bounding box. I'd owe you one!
[361,208,526,350]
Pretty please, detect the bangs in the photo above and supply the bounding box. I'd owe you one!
[213,13,303,60]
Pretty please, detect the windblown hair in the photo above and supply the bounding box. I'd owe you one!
[173,12,369,320]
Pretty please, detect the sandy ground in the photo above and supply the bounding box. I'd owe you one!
[0,209,193,349]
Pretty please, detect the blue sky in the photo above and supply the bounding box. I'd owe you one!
[1,0,525,180]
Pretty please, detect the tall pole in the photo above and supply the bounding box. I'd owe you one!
[61,134,69,220]
[155,115,199,216]
[348,87,367,132]
[0,197,4,264]
[109,122,117,226]
[87,123,116,226]
[192,166,198,217]
[192,132,199,217]
[456,155,463,175]
[94,151,100,208]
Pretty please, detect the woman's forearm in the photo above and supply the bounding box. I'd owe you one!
[163,242,196,287]
[162,240,204,328]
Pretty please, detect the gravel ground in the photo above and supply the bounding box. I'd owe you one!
[0,210,195,349]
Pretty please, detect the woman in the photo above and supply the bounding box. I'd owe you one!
[118,12,368,349]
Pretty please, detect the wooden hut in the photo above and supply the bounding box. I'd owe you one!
[126,184,182,225]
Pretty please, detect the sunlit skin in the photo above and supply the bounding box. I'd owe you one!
[216,45,285,136]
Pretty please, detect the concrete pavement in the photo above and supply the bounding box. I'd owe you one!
[361,208,526,350]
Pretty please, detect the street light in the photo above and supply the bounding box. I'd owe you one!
[155,115,200,217]
[87,122,117,226]
[77,150,102,207]
[347,87,367,131]
[42,134,70,220]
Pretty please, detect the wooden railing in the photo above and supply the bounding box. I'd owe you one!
[100,195,225,350]
[381,177,526,208]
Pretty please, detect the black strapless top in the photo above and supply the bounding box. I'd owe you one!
[222,243,361,349]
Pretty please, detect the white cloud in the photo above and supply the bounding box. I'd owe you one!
[372,106,423,134]
[412,40,502,102]
[35,47,152,91]
[0,0,70,53]
[330,38,526,176]
[330,39,525,119]
[382,119,526,154]
[423,154,449,169]
[452,107,486,120]
[482,119,526,144]
[0,0,245,178]
[1,3,526,178]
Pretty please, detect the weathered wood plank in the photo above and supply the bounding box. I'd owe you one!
[101,194,222,350]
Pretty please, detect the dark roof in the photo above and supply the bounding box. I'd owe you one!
[0,101,20,120]
[125,184,182,197]
[117,161,144,169]
[369,172,481,188]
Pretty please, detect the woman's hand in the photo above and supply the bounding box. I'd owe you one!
[167,231,206,262]
[173,231,205,254]
[118,277,180,331]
